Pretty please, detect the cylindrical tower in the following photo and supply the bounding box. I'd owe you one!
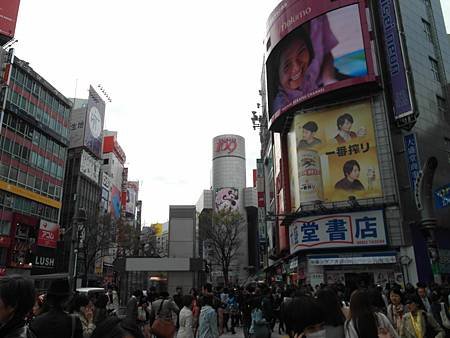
[211,134,249,285]
[212,134,246,189]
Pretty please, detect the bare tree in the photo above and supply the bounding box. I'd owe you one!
[78,213,117,286]
[116,218,140,257]
[200,208,245,286]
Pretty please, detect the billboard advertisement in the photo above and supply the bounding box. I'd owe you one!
[37,220,60,249]
[110,185,121,219]
[289,209,387,254]
[80,150,101,183]
[377,0,413,120]
[287,100,382,209]
[84,86,105,158]
[126,181,139,215]
[215,188,239,211]
[265,1,375,126]
[0,0,20,44]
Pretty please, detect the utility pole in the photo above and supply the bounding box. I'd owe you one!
[68,208,87,291]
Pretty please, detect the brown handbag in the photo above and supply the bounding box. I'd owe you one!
[151,300,176,338]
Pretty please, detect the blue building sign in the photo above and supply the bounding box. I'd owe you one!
[435,184,450,209]
[404,133,420,191]
[289,210,387,254]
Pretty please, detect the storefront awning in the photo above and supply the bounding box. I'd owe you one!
[308,252,397,266]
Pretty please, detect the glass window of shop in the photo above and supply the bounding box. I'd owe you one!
[0,220,11,236]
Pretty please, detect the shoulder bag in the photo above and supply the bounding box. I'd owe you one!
[151,300,176,338]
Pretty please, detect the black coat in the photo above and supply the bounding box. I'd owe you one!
[29,308,82,338]
[0,317,35,338]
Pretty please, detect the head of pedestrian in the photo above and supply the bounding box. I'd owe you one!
[0,275,35,327]
[284,295,325,338]
[91,317,140,338]
[176,287,182,295]
[405,295,421,315]
[45,278,71,308]
[417,284,427,299]
[182,295,193,309]
[316,287,345,327]
[389,288,403,306]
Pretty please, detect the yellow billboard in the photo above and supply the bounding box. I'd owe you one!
[152,223,163,237]
[288,100,382,211]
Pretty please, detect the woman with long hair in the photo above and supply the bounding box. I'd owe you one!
[316,288,345,338]
[345,289,398,338]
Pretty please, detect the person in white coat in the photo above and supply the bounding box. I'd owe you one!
[177,295,194,338]
[345,290,398,338]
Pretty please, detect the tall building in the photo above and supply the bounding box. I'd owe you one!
[0,55,71,275]
[58,86,105,282]
[258,0,450,286]
[197,135,258,286]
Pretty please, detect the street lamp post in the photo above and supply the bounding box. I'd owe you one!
[68,208,87,291]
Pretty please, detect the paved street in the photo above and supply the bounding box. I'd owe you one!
[219,326,287,338]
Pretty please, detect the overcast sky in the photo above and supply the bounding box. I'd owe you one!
[13,1,450,226]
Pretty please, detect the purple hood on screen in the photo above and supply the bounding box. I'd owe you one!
[273,15,338,112]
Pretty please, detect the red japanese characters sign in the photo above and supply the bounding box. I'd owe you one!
[37,220,60,248]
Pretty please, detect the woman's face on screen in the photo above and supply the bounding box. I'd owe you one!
[278,38,311,91]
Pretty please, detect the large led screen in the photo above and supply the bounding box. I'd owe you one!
[266,2,372,123]
[287,100,382,210]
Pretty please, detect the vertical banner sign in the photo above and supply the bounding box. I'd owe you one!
[378,0,413,120]
[37,220,60,248]
[403,133,420,191]
[84,86,105,158]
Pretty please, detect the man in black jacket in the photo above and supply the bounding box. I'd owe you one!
[30,279,83,338]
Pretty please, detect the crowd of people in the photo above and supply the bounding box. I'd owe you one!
[2,275,450,338]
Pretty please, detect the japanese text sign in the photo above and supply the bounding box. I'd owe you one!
[289,210,387,254]
[37,220,60,249]
[403,133,420,191]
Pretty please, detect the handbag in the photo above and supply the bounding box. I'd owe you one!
[151,300,176,338]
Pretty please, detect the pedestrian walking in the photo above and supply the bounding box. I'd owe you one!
[150,292,179,338]
[283,295,326,338]
[316,287,345,338]
[30,278,83,338]
[401,295,444,338]
[70,294,96,338]
[386,288,406,336]
[197,295,219,338]
[0,275,36,338]
[127,290,143,325]
[344,289,398,338]
[249,298,271,338]
[90,317,144,338]
[177,295,194,338]
[93,294,109,325]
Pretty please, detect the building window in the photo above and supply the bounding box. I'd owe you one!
[422,19,432,42]
[437,95,447,115]
[429,57,441,82]
[0,220,11,236]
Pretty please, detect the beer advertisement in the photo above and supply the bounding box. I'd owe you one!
[288,100,382,210]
